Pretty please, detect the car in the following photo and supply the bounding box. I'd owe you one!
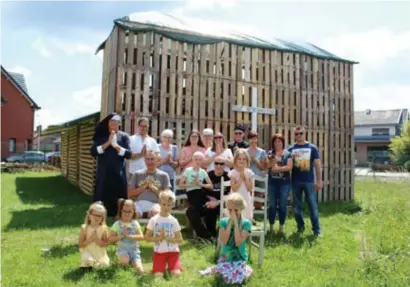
[46,152,60,164]
[6,151,47,164]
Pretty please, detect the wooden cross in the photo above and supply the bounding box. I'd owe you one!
[232,87,277,132]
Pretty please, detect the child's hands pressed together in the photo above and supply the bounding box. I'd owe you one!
[239,168,246,180]
[123,227,130,239]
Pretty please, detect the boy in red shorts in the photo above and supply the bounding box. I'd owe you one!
[145,190,183,277]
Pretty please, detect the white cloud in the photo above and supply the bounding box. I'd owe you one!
[35,109,64,129]
[355,83,410,111]
[31,37,52,58]
[319,28,410,111]
[96,50,103,60]
[72,86,101,114]
[50,38,94,56]
[185,0,237,11]
[31,36,98,58]
[320,28,410,68]
[9,66,32,77]
[170,0,237,17]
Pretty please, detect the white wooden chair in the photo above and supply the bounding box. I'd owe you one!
[171,175,188,214]
[217,174,268,266]
[249,174,269,266]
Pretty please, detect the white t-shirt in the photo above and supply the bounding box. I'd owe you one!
[146,214,181,253]
[205,148,233,172]
[128,134,159,174]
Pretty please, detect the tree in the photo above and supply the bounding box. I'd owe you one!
[389,122,410,171]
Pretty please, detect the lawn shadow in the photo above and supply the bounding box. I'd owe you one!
[93,266,119,282]
[287,232,318,249]
[15,174,90,206]
[42,243,78,258]
[265,231,318,249]
[62,267,89,283]
[211,274,250,286]
[5,175,91,231]
[4,204,89,231]
[62,266,120,283]
[319,200,363,217]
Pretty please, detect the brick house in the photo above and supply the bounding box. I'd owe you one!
[1,66,41,160]
[32,133,61,152]
[354,109,409,166]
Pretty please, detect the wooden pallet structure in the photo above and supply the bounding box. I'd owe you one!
[50,112,99,195]
[95,12,358,202]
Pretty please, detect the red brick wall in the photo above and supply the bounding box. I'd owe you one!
[1,73,35,159]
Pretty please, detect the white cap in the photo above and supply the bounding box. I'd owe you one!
[111,114,121,122]
[202,128,214,136]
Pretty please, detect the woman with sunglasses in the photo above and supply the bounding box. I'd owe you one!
[203,132,233,172]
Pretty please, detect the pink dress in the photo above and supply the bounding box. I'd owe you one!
[179,146,206,172]
[228,168,255,220]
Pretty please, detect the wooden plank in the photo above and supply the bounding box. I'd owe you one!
[115,28,126,114]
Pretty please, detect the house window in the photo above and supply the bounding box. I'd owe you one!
[372,128,389,136]
[9,138,16,152]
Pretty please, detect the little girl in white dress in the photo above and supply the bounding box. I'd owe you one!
[228,148,255,220]
[77,202,110,269]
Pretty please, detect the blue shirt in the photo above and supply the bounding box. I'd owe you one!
[287,142,319,183]
[246,147,267,177]
[268,150,292,184]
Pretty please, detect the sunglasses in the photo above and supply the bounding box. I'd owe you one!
[214,136,223,139]
[215,162,225,166]
[295,132,304,136]
[90,212,103,218]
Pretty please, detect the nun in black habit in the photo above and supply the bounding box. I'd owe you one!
[90,113,132,217]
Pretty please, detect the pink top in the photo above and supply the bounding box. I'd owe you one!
[179,146,207,172]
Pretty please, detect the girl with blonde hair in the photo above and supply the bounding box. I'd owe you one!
[199,193,253,284]
[228,148,255,220]
[78,201,110,269]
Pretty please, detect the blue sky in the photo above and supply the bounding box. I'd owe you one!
[2,0,409,129]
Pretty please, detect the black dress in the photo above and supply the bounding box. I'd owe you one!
[90,115,132,216]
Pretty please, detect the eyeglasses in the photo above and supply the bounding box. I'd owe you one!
[295,132,304,136]
[214,136,223,139]
[215,162,225,166]
[139,125,148,128]
[90,212,103,218]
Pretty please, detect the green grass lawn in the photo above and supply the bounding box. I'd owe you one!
[1,172,410,287]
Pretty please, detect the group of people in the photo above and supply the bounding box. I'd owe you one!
[86,112,323,284]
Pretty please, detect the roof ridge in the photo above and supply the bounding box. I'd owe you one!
[98,12,359,64]
[1,66,40,109]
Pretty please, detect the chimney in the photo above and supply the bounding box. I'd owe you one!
[365,109,371,115]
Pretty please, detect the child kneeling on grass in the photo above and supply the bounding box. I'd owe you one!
[109,199,144,273]
[199,192,253,285]
[145,190,183,278]
[78,201,110,270]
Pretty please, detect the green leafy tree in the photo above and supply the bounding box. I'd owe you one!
[389,122,410,170]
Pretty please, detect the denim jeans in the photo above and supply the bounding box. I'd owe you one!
[267,181,290,225]
[292,182,320,234]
